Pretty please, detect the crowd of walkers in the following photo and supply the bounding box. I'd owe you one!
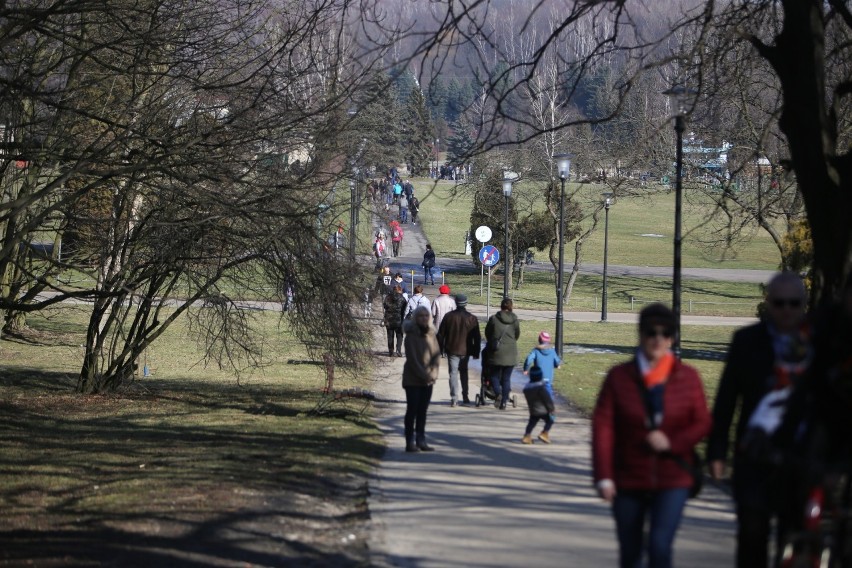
[373,259,852,567]
[365,168,852,568]
[371,271,559,452]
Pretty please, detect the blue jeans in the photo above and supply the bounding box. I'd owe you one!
[404,385,433,443]
[424,265,434,284]
[400,207,408,223]
[491,365,513,407]
[612,488,689,568]
[447,354,470,402]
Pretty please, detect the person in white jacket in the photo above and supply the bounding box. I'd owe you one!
[431,284,456,331]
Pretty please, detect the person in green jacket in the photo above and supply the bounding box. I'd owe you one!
[484,297,521,409]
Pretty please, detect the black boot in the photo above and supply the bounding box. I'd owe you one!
[405,437,420,452]
[416,438,435,452]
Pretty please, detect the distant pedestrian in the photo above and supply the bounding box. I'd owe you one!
[391,221,404,257]
[438,294,482,406]
[484,297,521,409]
[393,272,408,298]
[522,366,556,444]
[328,224,346,250]
[399,194,409,224]
[523,331,561,396]
[592,303,711,568]
[372,266,393,301]
[402,306,441,452]
[410,196,420,225]
[372,233,386,270]
[405,285,431,320]
[422,244,436,285]
[382,285,407,357]
[431,284,456,331]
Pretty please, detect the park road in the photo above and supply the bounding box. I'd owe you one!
[366,346,736,567]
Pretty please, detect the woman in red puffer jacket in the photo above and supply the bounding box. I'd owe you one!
[592,303,711,568]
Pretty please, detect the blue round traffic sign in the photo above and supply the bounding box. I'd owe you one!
[479,245,500,267]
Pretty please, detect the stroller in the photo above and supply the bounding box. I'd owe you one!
[474,355,517,408]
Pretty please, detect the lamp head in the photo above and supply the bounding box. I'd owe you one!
[502,178,513,197]
[663,86,697,116]
[553,153,573,180]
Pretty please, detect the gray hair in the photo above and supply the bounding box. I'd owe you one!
[767,271,806,300]
[413,306,431,319]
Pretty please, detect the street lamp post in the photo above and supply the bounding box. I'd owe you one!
[349,179,356,259]
[553,153,572,358]
[663,86,693,358]
[433,138,439,178]
[502,178,514,299]
[601,194,613,322]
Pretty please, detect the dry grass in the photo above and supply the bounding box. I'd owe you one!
[0,307,382,566]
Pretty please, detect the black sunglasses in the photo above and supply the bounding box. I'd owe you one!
[642,328,673,339]
[770,297,803,309]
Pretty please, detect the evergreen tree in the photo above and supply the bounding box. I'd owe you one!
[468,167,511,268]
[446,79,463,123]
[445,117,476,166]
[354,72,403,171]
[427,78,448,121]
[391,67,418,107]
[402,87,433,176]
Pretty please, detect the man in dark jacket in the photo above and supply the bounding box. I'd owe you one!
[383,285,407,357]
[372,266,393,301]
[484,297,521,409]
[707,271,808,568]
[437,294,481,406]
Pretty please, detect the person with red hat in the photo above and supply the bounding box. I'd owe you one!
[431,284,456,332]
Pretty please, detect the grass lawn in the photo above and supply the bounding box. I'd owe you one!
[438,270,763,317]
[411,177,783,270]
[0,306,382,566]
[512,321,736,415]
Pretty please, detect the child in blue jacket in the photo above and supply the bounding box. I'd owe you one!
[523,331,561,395]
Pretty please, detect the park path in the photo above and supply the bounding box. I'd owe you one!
[366,349,737,567]
[367,213,737,567]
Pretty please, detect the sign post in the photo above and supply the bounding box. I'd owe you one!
[475,226,492,297]
[479,244,500,319]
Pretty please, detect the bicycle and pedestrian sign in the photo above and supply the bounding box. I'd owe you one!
[479,245,500,267]
[478,244,501,318]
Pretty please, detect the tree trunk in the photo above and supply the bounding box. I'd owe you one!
[758,0,852,304]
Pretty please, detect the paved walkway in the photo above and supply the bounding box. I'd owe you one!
[367,349,736,567]
[367,210,737,567]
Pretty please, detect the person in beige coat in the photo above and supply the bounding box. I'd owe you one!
[402,306,441,452]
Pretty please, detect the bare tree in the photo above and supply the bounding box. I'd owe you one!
[393,0,850,303]
[0,0,398,392]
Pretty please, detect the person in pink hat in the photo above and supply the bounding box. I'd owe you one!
[523,331,562,396]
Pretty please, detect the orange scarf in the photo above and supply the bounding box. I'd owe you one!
[642,352,675,389]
